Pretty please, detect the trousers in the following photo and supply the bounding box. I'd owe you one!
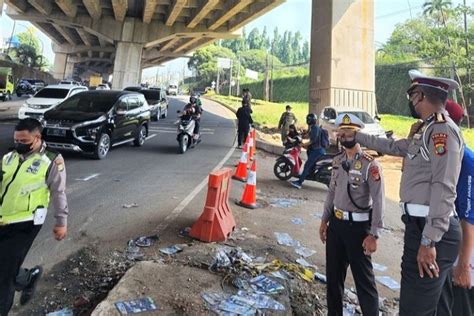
[298,148,325,184]
[399,215,461,316]
[237,126,250,146]
[326,217,379,316]
[0,222,42,316]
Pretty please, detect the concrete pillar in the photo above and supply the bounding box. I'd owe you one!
[111,42,143,89]
[64,60,75,79]
[52,53,67,80]
[309,0,376,116]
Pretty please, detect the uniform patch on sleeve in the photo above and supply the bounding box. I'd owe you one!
[55,158,65,172]
[369,165,381,181]
[432,133,448,156]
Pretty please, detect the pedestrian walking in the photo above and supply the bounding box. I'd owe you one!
[236,101,253,148]
[319,113,384,316]
[338,70,463,315]
[278,105,298,145]
[0,118,69,315]
[290,113,326,189]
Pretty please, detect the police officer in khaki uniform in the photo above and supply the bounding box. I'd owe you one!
[320,113,384,316]
[278,105,298,145]
[338,70,463,315]
[0,118,69,315]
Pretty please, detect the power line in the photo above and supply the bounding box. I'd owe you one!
[375,5,423,19]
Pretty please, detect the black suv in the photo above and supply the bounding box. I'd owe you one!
[43,91,151,159]
[123,87,168,121]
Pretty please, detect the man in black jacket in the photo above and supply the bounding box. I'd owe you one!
[236,102,253,148]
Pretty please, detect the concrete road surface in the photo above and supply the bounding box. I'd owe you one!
[0,96,236,269]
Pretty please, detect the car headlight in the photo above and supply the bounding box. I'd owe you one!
[86,126,101,139]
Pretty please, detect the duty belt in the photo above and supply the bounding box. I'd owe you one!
[399,203,456,217]
[334,208,370,222]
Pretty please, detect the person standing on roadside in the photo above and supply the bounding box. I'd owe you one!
[320,113,384,316]
[338,70,463,315]
[0,118,69,315]
[242,88,252,109]
[236,101,253,148]
[278,105,298,146]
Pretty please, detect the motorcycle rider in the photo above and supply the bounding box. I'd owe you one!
[284,124,302,149]
[290,113,326,189]
[189,95,202,142]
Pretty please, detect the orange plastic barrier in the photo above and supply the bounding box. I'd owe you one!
[237,159,258,209]
[232,142,248,182]
[189,168,236,242]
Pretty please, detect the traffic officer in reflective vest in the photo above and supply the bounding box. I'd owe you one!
[320,113,385,316]
[0,118,69,315]
[338,70,463,315]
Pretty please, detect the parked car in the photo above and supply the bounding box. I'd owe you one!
[166,84,178,96]
[18,84,88,120]
[42,91,151,159]
[0,67,14,101]
[124,87,168,121]
[96,83,110,90]
[59,79,81,86]
[16,79,45,97]
[320,106,387,147]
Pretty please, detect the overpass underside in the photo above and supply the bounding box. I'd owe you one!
[6,0,285,88]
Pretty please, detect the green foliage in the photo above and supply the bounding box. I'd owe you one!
[239,49,282,73]
[238,75,309,103]
[187,45,236,85]
[9,28,47,69]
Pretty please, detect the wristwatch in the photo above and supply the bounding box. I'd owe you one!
[369,233,379,240]
[421,235,436,248]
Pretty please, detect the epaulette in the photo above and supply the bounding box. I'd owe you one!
[362,151,374,161]
[44,147,60,161]
[434,113,446,124]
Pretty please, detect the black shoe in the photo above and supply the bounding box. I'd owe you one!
[20,266,43,305]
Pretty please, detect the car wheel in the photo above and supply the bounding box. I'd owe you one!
[161,107,167,119]
[134,125,147,147]
[93,133,111,159]
[17,92,22,97]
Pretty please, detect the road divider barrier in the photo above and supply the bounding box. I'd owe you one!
[232,142,248,182]
[237,159,258,209]
[189,168,236,242]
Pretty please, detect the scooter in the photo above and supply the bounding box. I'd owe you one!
[273,145,336,187]
[15,80,35,97]
[176,111,200,154]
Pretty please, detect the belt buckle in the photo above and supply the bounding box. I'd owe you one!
[335,209,344,220]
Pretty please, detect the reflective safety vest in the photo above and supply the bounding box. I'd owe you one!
[0,150,54,224]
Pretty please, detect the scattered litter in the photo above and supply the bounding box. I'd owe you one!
[295,246,316,258]
[250,275,285,294]
[372,262,388,272]
[314,272,327,283]
[241,227,249,232]
[218,295,257,315]
[178,227,191,237]
[114,297,157,315]
[343,303,357,316]
[344,288,358,304]
[270,198,303,208]
[122,203,139,209]
[296,258,317,269]
[159,245,183,255]
[210,249,232,271]
[274,232,300,247]
[291,217,304,225]
[311,212,323,219]
[233,277,251,290]
[125,240,144,261]
[253,256,266,264]
[202,292,229,309]
[46,308,73,316]
[236,291,286,311]
[134,235,158,247]
[376,276,400,290]
[270,270,292,280]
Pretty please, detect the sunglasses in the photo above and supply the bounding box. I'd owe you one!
[406,90,422,100]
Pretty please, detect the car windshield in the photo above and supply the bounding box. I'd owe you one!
[341,111,375,124]
[55,94,115,113]
[35,88,69,99]
[138,89,160,104]
[169,85,177,89]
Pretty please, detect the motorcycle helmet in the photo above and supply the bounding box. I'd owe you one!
[189,95,197,104]
[306,113,318,125]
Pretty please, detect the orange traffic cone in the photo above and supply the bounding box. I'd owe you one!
[235,134,251,167]
[237,159,258,209]
[232,143,248,182]
[248,130,255,161]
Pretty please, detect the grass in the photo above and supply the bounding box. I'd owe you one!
[207,94,474,148]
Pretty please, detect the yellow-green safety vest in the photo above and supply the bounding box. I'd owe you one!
[0,150,54,224]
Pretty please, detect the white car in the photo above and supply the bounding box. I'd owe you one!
[166,84,178,96]
[96,84,110,90]
[18,84,88,120]
[320,106,387,147]
[59,80,81,85]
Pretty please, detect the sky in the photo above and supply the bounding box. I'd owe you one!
[0,0,469,78]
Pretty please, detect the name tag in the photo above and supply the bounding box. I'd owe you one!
[34,207,47,225]
[349,170,362,176]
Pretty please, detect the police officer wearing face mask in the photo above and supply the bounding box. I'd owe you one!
[320,113,384,316]
[0,118,69,315]
[338,70,463,315]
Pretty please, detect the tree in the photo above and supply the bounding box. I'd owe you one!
[240,49,282,73]
[423,0,452,26]
[9,28,47,69]
[188,45,236,84]
[247,28,264,50]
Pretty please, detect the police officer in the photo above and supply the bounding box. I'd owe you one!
[338,70,463,315]
[278,105,298,145]
[320,113,384,316]
[236,101,253,148]
[0,118,69,315]
[290,113,325,189]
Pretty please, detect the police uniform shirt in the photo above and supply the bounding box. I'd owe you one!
[355,111,464,242]
[0,142,69,227]
[322,150,385,236]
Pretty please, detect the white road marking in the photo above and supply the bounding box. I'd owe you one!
[146,134,157,140]
[75,173,100,181]
[154,137,236,234]
[149,129,214,135]
[149,126,214,132]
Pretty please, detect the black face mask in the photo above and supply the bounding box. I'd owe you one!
[408,101,421,119]
[15,142,33,155]
[340,139,357,149]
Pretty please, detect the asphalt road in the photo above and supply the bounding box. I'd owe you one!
[0,96,236,269]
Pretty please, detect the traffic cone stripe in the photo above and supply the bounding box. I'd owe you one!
[247,171,256,185]
[237,159,258,209]
[240,152,248,163]
[232,143,248,182]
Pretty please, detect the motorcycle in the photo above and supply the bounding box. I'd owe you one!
[16,80,36,97]
[273,145,336,187]
[176,111,200,154]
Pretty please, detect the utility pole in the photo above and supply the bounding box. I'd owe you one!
[228,59,233,96]
[264,51,270,101]
[236,55,241,96]
[270,42,274,101]
[216,67,220,95]
[6,20,16,56]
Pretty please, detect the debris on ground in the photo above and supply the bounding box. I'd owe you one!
[125,240,144,261]
[133,235,159,248]
[274,232,300,247]
[159,245,183,255]
[372,262,388,272]
[291,217,304,225]
[296,258,317,270]
[45,308,73,316]
[114,297,158,315]
[312,212,323,219]
[314,272,327,284]
[250,275,285,294]
[122,203,139,209]
[376,276,401,290]
[295,246,316,258]
[178,227,191,237]
[269,198,304,208]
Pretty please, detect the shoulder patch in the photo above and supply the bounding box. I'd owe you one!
[434,113,446,124]
[432,133,448,156]
[369,165,381,181]
[54,157,65,172]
